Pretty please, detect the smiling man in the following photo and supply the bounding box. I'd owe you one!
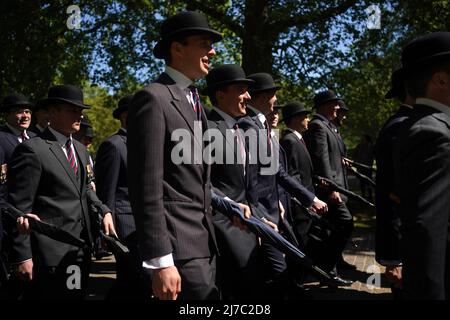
[128,11,231,300]
[7,85,115,300]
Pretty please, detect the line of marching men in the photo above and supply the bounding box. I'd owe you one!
[1,10,449,301]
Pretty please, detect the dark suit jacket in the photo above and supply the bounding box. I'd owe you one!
[95,129,135,240]
[7,128,110,267]
[0,125,37,160]
[0,145,4,250]
[396,103,450,299]
[374,105,412,264]
[304,114,348,189]
[128,73,217,262]
[281,129,315,193]
[245,106,315,224]
[207,109,258,268]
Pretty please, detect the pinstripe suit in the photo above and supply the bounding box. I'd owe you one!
[128,72,218,299]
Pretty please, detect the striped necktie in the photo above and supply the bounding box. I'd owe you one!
[65,139,78,175]
[189,86,203,121]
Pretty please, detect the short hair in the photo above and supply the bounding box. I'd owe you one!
[163,35,189,64]
[207,85,228,106]
[405,59,450,98]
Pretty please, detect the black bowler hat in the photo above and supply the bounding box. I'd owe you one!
[313,90,343,108]
[202,64,254,95]
[113,95,133,119]
[402,32,450,71]
[247,73,281,93]
[1,93,34,113]
[279,101,311,122]
[385,68,405,99]
[37,85,91,109]
[153,11,222,59]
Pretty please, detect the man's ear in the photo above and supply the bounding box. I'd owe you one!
[432,71,449,87]
[170,41,184,59]
[216,90,225,103]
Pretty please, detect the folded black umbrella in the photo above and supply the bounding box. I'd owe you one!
[100,231,129,255]
[218,199,335,283]
[1,204,87,249]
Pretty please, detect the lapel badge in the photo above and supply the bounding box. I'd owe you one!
[86,164,95,183]
[0,164,7,184]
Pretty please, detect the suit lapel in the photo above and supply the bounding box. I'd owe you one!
[73,141,87,190]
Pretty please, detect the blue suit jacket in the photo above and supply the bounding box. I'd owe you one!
[95,129,135,240]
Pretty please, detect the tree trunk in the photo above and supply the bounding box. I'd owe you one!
[242,0,278,75]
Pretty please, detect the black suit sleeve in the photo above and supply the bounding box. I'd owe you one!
[280,138,303,184]
[128,89,172,260]
[276,164,315,207]
[7,143,41,262]
[95,140,120,215]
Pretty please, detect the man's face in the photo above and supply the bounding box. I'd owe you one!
[266,110,279,129]
[217,84,251,117]
[336,109,347,125]
[48,104,83,136]
[174,34,216,80]
[319,101,340,120]
[252,90,277,115]
[6,107,32,130]
[297,113,310,132]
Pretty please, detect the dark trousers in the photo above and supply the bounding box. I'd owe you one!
[23,251,91,300]
[108,232,152,300]
[176,255,219,300]
[311,199,353,274]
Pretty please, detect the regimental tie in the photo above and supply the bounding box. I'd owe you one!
[189,86,203,121]
[19,131,29,143]
[65,138,78,175]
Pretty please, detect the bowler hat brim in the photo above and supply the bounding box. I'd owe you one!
[201,79,254,95]
[314,96,343,108]
[37,97,91,110]
[153,28,222,59]
[249,85,282,93]
[1,101,34,113]
[280,109,311,123]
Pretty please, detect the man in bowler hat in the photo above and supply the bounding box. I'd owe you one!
[279,102,316,243]
[245,73,328,297]
[128,11,250,300]
[395,31,450,299]
[304,89,354,286]
[9,84,116,299]
[95,95,150,299]
[375,68,414,299]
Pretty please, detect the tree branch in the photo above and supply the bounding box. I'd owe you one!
[274,0,358,32]
[182,0,244,36]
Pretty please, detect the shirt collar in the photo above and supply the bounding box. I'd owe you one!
[165,66,193,90]
[48,126,72,146]
[416,98,450,118]
[213,107,237,129]
[285,127,303,140]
